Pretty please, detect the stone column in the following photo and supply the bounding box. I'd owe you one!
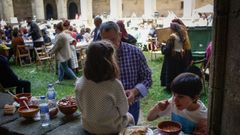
[33,0,45,20]
[80,0,93,23]
[183,0,196,18]
[144,0,156,18]
[0,0,3,20]
[110,0,122,19]
[2,0,14,20]
[56,0,67,19]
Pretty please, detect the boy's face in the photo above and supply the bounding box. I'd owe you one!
[173,93,195,110]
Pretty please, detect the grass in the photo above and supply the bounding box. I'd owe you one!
[11,52,208,126]
[12,64,77,100]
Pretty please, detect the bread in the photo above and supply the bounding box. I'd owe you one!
[4,104,16,115]
[125,127,148,135]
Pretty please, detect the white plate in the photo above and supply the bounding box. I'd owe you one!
[123,126,153,135]
[152,129,185,135]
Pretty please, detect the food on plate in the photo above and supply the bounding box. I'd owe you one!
[21,108,38,112]
[125,126,148,135]
[4,104,16,115]
[58,96,76,106]
[19,96,27,100]
[18,105,39,119]
[158,121,182,134]
[58,96,77,115]
[160,125,180,132]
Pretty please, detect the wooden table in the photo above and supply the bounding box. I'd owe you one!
[0,92,88,135]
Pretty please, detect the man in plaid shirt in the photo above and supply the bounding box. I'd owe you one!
[100,21,152,124]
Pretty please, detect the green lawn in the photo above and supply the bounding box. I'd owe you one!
[11,52,208,126]
[12,64,77,100]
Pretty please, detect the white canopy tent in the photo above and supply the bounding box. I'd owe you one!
[193,4,214,13]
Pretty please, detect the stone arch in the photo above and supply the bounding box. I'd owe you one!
[67,0,80,19]
[44,0,57,20]
[46,4,54,20]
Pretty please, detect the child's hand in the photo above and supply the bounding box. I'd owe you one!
[147,99,169,121]
[157,100,169,111]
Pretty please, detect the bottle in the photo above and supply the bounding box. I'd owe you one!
[31,96,41,121]
[46,83,57,116]
[39,96,50,127]
[47,83,56,101]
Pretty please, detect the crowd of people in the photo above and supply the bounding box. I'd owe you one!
[0,17,209,135]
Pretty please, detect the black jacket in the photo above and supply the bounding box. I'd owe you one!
[0,55,18,87]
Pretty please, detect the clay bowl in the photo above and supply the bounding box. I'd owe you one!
[18,105,39,119]
[49,107,58,118]
[14,93,32,107]
[57,98,77,115]
[157,121,182,135]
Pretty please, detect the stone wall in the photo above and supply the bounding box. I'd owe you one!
[12,0,32,21]
[92,0,110,17]
[208,0,240,134]
[2,0,213,20]
[0,1,3,19]
[195,0,213,8]
[156,0,182,17]
[122,0,144,17]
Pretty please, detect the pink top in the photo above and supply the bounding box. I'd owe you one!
[206,41,212,61]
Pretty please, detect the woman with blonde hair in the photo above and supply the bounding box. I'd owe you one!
[160,21,193,91]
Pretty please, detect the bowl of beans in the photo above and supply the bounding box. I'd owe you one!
[157,121,182,135]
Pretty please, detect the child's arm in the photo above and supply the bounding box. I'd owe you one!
[193,119,207,135]
[147,100,169,121]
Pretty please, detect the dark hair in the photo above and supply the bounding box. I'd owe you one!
[171,73,202,98]
[56,22,63,32]
[12,28,19,37]
[63,20,70,27]
[185,65,202,78]
[84,40,119,83]
[94,16,102,22]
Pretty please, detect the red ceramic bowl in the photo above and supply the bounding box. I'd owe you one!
[158,121,182,135]
[57,98,77,115]
[18,105,39,119]
[14,93,32,107]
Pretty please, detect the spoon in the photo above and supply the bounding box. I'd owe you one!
[7,91,18,99]
[23,100,30,110]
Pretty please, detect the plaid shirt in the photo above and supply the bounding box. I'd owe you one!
[117,42,152,97]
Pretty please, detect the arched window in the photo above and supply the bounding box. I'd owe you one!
[68,2,78,19]
[46,4,54,20]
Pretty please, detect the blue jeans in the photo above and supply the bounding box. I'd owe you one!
[58,61,77,81]
[129,101,140,125]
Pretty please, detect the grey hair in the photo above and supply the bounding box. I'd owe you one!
[94,16,102,21]
[99,21,120,34]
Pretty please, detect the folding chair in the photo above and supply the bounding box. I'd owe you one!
[34,45,54,70]
[16,45,32,66]
[76,47,87,71]
[193,57,210,94]
[147,37,161,60]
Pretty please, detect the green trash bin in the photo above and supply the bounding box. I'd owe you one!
[187,26,212,60]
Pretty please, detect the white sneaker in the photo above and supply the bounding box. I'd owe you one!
[55,80,61,84]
